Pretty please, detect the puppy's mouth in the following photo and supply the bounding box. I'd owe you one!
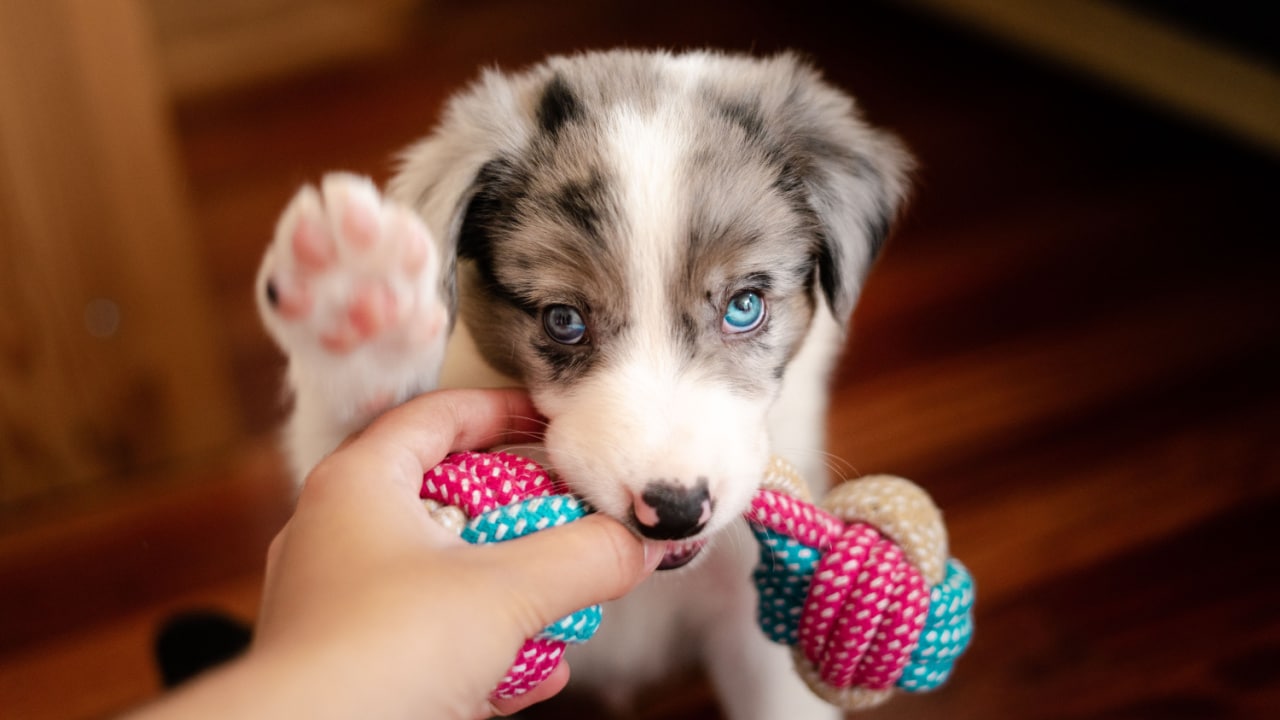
[656,538,707,570]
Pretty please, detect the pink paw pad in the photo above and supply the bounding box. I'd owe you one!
[258,173,442,358]
[291,211,337,271]
[320,284,398,353]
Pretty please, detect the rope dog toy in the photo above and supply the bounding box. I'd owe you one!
[747,458,974,711]
[419,451,599,699]
[419,452,974,709]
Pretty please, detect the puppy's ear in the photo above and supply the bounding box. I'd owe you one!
[804,128,912,324]
[774,56,913,324]
[386,69,537,317]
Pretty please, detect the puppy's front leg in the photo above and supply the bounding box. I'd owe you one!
[257,173,450,480]
[704,593,842,720]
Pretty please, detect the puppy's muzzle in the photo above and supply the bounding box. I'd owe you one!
[631,479,712,540]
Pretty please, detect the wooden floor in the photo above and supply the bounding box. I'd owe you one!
[2,1,1278,718]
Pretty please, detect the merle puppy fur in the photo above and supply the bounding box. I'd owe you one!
[259,49,910,719]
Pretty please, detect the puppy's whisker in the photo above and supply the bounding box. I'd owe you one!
[773,445,861,483]
[508,413,552,430]
[464,429,546,451]
[492,443,544,455]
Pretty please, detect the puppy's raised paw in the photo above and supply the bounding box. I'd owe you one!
[258,173,445,358]
[257,174,448,426]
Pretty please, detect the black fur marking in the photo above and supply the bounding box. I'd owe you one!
[718,99,767,144]
[550,171,609,244]
[798,254,820,307]
[537,74,583,138]
[743,272,774,293]
[773,162,823,250]
[847,153,892,260]
[800,134,862,171]
[458,158,537,315]
[793,140,896,311]
[458,160,511,265]
[676,312,699,354]
[773,162,806,198]
[533,339,597,383]
[815,231,843,316]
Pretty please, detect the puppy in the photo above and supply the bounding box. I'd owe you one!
[257,49,910,719]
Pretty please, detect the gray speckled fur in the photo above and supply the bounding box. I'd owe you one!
[392,49,910,399]
[385,49,913,718]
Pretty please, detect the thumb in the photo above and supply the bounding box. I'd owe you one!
[471,515,664,636]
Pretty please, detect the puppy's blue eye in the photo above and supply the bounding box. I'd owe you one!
[722,291,765,333]
[543,304,588,344]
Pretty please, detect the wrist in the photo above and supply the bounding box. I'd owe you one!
[128,642,442,720]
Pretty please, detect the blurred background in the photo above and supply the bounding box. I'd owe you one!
[1,1,1277,717]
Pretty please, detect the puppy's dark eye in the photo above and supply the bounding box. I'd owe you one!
[543,304,588,344]
[722,290,766,334]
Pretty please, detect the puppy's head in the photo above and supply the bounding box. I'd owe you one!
[392,51,910,566]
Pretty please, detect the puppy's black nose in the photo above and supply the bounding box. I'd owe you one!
[632,479,712,540]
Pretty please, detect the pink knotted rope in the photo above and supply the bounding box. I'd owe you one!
[420,451,581,699]
[419,454,971,708]
[421,450,560,515]
[746,486,845,542]
[748,488,930,691]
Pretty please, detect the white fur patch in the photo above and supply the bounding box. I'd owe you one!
[264,50,906,720]
[531,102,772,532]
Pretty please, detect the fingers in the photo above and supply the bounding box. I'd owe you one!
[469,515,663,638]
[367,387,541,452]
[314,388,545,494]
[466,518,658,717]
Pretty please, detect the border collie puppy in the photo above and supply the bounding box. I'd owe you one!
[258,49,910,718]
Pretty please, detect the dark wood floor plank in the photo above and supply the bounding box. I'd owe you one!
[867,495,1280,720]
[849,174,1279,381]
[0,578,261,720]
[946,396,1280,606]
[831,273,1279,478]
[0,444,290,657]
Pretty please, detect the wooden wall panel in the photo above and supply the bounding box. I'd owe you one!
[901,0,1280,155]
[0,1,237,506]
[147,0,419,100]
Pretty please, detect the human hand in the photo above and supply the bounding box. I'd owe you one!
[131,389,660,720]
